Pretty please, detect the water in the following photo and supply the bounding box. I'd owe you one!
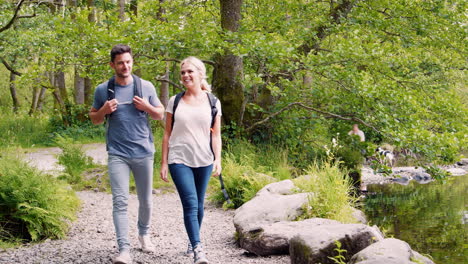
[364,175,467,264]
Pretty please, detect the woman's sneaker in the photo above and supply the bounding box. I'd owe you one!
[193,244,209,264]
[186,242,194,255]
[113,250,132,264]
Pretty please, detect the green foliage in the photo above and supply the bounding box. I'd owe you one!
[294,160,358,223]
[228,139,293,179]
[370,159,393,176]
[55,135,95,185]
[209,153,276,209]
[0,110,50,148]
[47,104,105,144]
[328,241,347,264]
[422,165,451,183]
[0,154,80,243]
[1,0,466,166]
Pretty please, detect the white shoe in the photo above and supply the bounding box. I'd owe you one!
[139,235,156,253]
[113,251,132,264]
[193,244,209,264]
[186,241,194,255]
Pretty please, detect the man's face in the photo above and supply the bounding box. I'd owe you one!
[110,52,133,78]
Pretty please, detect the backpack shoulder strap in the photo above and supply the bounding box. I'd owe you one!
[207,93,218,129]
[132,74,143,98]
[107,76,116,100]
[171,91,185,130]
[132,75,144,113]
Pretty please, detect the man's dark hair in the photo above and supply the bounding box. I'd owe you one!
[110,44,132,62]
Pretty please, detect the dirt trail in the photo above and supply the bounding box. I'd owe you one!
[1,143,289,264]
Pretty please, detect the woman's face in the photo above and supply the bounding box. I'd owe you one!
[180,62,202,89]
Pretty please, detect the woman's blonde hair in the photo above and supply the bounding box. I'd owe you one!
[180,56,212,92]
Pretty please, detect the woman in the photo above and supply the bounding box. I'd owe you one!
[160,56,222,264]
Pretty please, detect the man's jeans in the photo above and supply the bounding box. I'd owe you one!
[108,154,154,252]
[169,163,213,248]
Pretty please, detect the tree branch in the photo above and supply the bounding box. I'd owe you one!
[0,57,22,76]
[0,0,27,33]
[155,78,184,92]
[245,102,383,135]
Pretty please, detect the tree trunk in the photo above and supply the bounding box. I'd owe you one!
[37,86,47,111]
[74,73,85,104]
[84,77,93,105]
[9,71,20,113]
[29,82,40,115]
[118,0,126,22]
[158,0,169,107]
[130,0,137,16]
[55,71,68,105]
[213,0,244,126]
[156,0,166,21]
[160,60,170,107]
[87,0,95,22]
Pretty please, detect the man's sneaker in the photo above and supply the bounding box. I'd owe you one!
[113,250,132,264]
[193,244,209,264]
[186,242,194,255]
[138,235,155,253]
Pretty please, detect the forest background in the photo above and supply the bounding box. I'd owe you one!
[1,0,467,165]
[1,0,466,167]
[0,0,467,255]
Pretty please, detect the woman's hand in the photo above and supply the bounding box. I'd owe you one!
[160,163,169,182]
[212,159,222,177]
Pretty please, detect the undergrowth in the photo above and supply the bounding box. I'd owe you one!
[293,159,358,223]
[55,135,95,185]
[0,154,80,244]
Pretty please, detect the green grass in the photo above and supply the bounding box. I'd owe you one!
[293,159,359,223]
[0,111,50,148]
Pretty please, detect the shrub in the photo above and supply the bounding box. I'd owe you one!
[209,153,275,209]
[0,154,80,242]
[46,104,105,144]
[293,160,358,223]
[55,135,95,185]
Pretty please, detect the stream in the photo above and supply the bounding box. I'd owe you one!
[364,175,467,264]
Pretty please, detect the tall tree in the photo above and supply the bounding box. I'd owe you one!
[213,0,245,126]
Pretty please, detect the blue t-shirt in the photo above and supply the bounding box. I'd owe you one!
[92,78,162,158]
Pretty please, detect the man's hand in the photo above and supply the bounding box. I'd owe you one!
[133,96,150,112]
[103,99,119,115]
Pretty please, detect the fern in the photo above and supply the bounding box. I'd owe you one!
[0,154,80,243]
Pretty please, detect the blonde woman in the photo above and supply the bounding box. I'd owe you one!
[160,57,222,264]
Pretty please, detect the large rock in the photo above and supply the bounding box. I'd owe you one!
[289,224,384,264]
[238,218,341,256]
[445,167,467,176]
[348,238,434,264]
[233,180,311,233]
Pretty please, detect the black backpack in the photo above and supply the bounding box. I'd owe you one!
[107,74,144,113]
[105,74,152,141]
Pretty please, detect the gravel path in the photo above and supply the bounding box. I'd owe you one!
[0,144,289,264]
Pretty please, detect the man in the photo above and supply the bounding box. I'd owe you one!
[90,44,164,264]
[348,124,365,142]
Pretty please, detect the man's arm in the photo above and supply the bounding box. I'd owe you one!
[133,96,165,120]
[89,99,118,125]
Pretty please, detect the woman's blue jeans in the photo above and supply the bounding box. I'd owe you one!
[108,154,154,252]
[169,163,213,248]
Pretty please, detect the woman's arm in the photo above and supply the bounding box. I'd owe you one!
[211,115,222,177]
[160,113,173,182]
